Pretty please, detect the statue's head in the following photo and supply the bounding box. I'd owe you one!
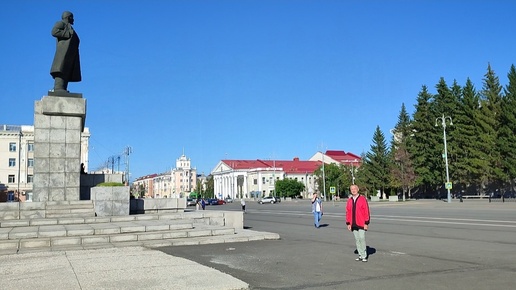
[61,11,74,24]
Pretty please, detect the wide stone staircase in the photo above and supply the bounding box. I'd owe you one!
[0,201,280,255]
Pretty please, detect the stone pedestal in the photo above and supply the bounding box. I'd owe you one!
[33,94,86,202]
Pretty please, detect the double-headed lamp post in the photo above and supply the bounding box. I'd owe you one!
[435,114,453,203]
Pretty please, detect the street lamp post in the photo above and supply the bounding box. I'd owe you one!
[350,163,355,185]
[322,153,327,201]
[17,130,23,198]
[435,114,453,203]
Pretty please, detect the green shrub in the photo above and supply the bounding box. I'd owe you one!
[97,182,125,187]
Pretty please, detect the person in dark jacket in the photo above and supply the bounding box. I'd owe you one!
[50,11,81,93]
[345,184,370,262]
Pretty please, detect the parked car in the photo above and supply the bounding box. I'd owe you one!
[217,199,226,205]
[186,198,197,206]
[224,197,234,203]
[207,198,219,205]
[259,196,277,204]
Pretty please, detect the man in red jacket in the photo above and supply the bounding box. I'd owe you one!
[346,184,370,262]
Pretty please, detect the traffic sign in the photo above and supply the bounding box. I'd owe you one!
[330,186,336,194]
[445,182,452,190]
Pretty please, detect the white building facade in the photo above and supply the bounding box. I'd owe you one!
[211,158,321,200]
[0,124,90,200]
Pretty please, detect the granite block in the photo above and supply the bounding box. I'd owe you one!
[50,188,65,201]
[49,143,66,158]
[49,158,66,172]
[50,116,66,129]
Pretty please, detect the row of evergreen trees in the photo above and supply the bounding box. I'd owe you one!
[356,63,516,199]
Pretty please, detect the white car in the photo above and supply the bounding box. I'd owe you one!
[259,196,277,204]
[186,198,197,206]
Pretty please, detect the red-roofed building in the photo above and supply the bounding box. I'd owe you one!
[309,150,361,167]
[211,157,322,199]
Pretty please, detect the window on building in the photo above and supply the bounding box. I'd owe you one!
[253,179,257,185]
[9,142,17,152]
[9,158,16,167]
[8,175,15,183]
[295,177,298,181]
[28,143,34,152]
[262,177,266,184]
[27,175,34,183]
[28,158,34,167]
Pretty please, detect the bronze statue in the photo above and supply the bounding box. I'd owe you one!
[50,11,81,93]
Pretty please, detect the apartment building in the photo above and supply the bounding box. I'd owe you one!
[132,153,198,198]
[0,124,90,201]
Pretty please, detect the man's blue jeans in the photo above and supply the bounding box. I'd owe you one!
[313,211,322,228]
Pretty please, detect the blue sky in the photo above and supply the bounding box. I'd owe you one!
[2,1,515,181]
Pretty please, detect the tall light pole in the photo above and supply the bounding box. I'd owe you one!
[124,146,132,185]
[17,130,23,197]
[435,114,453,203]
[350,163,355,185]
[272,159,276,197]
[322,152,327,201]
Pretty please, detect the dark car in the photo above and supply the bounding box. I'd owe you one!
[207,198,218,205]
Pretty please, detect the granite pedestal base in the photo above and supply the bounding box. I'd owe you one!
[33,94,86,202]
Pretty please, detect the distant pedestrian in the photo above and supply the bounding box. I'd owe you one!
[311,192,323,228]
[346,185,370,262]
[201,198,206,210]
[241,199,246,213]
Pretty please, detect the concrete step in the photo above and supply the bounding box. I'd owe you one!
[0,200,96,220]
[45,201,96,218]
[0,210,253,255]
[0,219,196,240]
[0,213,189,228]
[0,225,237,254]
[45,200,95,209]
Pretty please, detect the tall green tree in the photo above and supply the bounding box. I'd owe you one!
[454,78,483,192]
[409,85,441,193]
[205,175,214,198]
[314,163,347,198]
[478,63,504,190]
[499,64,516,191]
[363,126,390,198]
[390,103,416,201]
[354,152,374,197]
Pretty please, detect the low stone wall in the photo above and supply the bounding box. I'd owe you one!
[91,186,129,217]
[80,174,124,200]
[130,198,186,214]
[0,200,94,220]
[183,210,244,230]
